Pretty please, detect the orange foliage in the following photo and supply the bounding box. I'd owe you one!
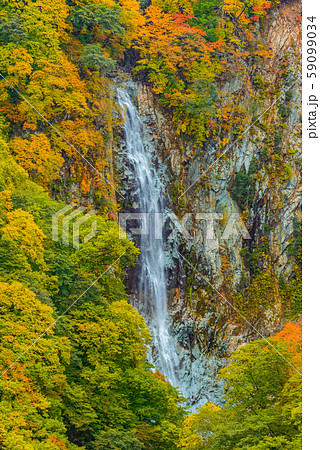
[274,320,302,354]
[273,321,302,371]
[49,118,108,194]
[11,134,64,186]
[134,5,223,140]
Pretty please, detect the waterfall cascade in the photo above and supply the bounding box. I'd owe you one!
[118,89,180,388]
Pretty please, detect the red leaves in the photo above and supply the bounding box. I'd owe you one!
[251,2,271,18]
[172,13,196,23]
[171,12,206,37]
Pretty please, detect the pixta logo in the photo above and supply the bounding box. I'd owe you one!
[118,211,251,245]
[52,204,97,249]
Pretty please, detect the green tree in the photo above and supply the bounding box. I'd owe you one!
[192,0,222,42]
[80,44,116,75]
[62,300,186,447]
[92,430,143,449]
[181,322,302,449]
[0,15,28,45]
[70,4,125,44]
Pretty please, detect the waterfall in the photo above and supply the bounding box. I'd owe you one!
[118,89,180,388]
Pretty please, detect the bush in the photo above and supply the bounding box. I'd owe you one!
[231,159,258,212]
[80,44,116,75]
[92,430,143,449]
[0,15,28,45]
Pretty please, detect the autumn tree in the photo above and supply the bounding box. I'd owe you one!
[0,282,79,449]
[191,0,221,42]
[11,133,64,186]
[61,299,186,447]
[133,5,222,141]
[0,15,28,45]
[180,322,302,449]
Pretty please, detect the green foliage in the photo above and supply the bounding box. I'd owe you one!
[0,176,186,448]
[287,216,302,268]
[138,0,151,9]
[80,44,116,74]
[0,0,69,59]
[181,323,302,449]
[279,89,294,120]
[92,430,143,449]
[238,230,301,320]
[0,1,301,449]
[231,158,258,212]
[240,235,270,275]
[133,5,221,141]
[281,273,302,318]
[280,216,302,317]
[70,3,125,44]
[60,297,186,446]
[0,282,75,449]
[234,269,280,320]
[0,117,185,449]
[0,15,28,45]
[192,0,222,42]
[0,139,28,191]
[279,103,290,120]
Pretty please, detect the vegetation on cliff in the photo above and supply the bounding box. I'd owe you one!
[181,321,302,449]
[0,0,301,448]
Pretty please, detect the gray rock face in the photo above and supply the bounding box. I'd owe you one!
[114,1,301,411]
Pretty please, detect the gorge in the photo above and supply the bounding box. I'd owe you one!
[0,0,302,447]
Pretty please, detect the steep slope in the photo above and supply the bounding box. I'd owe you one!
[114,0,301,409]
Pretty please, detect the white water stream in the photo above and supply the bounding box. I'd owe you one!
[118,90,179,387]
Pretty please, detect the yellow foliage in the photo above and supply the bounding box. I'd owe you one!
[53,119,105,159]
[74,0,145,45]
[223,0,246,15]
[2,209,46,262]
[180,402,221,448]
[0,190,13,213]
[0,45,33,87]
[3,0,70,55]
[119,0,145,44]
[11,133,64,186]
[16,55,89,129]
[152,0,197,15]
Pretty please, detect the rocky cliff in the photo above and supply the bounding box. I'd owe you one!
[112,0,301,410]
